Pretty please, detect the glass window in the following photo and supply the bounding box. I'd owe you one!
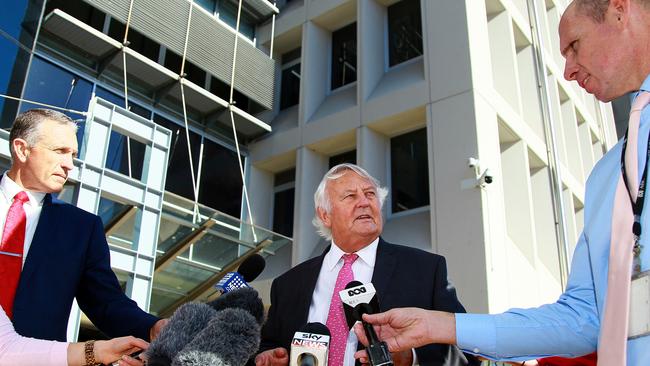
[196,0,216,14]
[217,0,255,41]
[210,76,250,112]
[390,128,429,213]
[199,139,243,218]
[0,37,30,129]
[329,150,356,168]
[273,168,295,237]
[280,48,301,110]
[387,0,423,67]
[154,114,201,202]
[108,19,160,62]
[45,0,105,32]
[331,23,357,90]
[19,57,93,147]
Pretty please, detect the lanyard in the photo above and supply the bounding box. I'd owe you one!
[620,127,650,274]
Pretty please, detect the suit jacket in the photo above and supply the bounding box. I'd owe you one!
[11,193,158,341]
[260,238,479,366]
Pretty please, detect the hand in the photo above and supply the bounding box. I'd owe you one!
[150,318,169,340]
[93,336,149,365]
[352,322,413,366]
[255,347,289,366]
[353,308,456,355]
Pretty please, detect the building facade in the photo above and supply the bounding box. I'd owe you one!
[248,0,618,314]
[0,0,291,340]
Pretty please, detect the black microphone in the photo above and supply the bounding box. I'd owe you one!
[206,286,265,325]
[172,308,261,366]
[145,302,217,366]
[290,323,331,366]
[340,281,393,366]
[214,254,266,293]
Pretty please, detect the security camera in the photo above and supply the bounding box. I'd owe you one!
[468,157,480,169]
[480,169,494,185]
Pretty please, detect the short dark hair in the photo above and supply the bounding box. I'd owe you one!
[9,109,77,158]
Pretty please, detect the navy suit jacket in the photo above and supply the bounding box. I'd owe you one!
[11,193,158,341]
[260,238,479,366]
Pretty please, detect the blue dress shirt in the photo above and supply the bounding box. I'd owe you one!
[455,75,650,364]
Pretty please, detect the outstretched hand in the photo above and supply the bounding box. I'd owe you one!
[353,307,456,361]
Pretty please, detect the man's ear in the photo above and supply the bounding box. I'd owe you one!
[12,139,30,163]
[317,207,331,228]
[609,0,630,23]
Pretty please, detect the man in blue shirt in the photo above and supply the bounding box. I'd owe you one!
[353,0,650,364]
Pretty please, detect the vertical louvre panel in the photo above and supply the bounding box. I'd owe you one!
[84,0,275,110]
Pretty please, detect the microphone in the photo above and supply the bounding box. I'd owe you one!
[340,282,393,366]
[172,308,261,366]
[289,323,330,366]
[215,254,266,293]
[206,286,265,325]
[145,302,217,366]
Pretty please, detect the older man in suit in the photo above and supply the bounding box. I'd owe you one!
[0,109,165,353]
[255,163,477,366]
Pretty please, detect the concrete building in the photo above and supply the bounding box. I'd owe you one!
[0,0,619,341]
[248,0,618,314]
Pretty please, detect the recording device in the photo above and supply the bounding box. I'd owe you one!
[289,323,331,366]
[173,308,261,366]
[145,302,217,366]
[215,254,266,293]
[207,286,265,325]
[340,281,393,366]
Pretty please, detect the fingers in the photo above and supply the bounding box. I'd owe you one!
[117,354,145,366]
[273,347,288,358]
[353,349,369,365]
[354,322,370,346]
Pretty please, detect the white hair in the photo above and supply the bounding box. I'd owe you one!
[312,163,389,240]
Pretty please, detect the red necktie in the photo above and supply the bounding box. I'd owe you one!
[326,253,358,366]
[0,191,29,319]
[598,91,650,365]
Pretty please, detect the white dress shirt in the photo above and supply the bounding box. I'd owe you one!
[307,238,378,366]
[0,173,46,267]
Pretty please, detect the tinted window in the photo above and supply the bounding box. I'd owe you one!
[391,128,429,212]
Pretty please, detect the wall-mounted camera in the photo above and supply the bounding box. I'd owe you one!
[461,158,494,189]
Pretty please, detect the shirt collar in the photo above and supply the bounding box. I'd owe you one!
[1,173,46,207]
[324,237,379,272]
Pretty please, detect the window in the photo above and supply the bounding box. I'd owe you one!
[217,0,256,41]
[19,57,93,147]
[45,0,106,33]
[108,19,160,62]
[273,169,295,237]
[329,150,356,168]
[331,23,357,90]
[390,128,429,213]
[388,0,423,67]
[154,114,201,202]
[280,48,301,110]
[198,139,243,218]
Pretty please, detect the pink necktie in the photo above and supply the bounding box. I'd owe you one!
[598,91,650,365]
[326,253,358,366]
[0,191,29,319]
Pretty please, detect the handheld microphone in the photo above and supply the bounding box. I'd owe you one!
[206,286,265,325]
[145,302,217,366]
[340,282,393,366]
[289,323,330,366]
[172,308,261,366]
[215,254,266,293]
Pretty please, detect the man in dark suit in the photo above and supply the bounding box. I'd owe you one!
[255,163,477,366]
[0,109,165,348]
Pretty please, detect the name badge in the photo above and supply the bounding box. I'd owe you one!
[629,271,650,339]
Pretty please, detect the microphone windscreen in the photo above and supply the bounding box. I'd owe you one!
[300,322,331,337]
[145,302,217,363]
[344,280,363,289]
[172,308,261,366]
[207,287,265,325]
[238,254,266,283]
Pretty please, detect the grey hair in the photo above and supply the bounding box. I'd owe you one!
[572,0,650,23]
[312,163,389,240]
[9,109,78,160]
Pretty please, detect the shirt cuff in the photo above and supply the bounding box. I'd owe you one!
[49,342,69,366]
[455,313,497,358]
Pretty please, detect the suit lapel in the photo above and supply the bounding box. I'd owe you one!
[19,194,54,287]
[371,239,397,311]
[295,247,329,325]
